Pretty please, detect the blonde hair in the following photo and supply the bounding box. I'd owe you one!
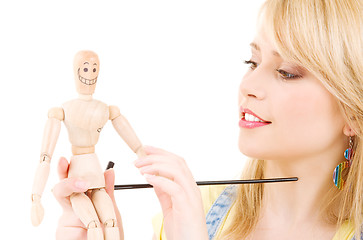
[220,0,363,239]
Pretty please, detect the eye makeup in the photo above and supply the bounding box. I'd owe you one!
[276,68,302,80]
[244,58,305,81]
[276,63,305,80]
[244,60,258,70]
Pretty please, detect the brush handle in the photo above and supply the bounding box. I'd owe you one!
[114,177,298,190]
[106,161,298,190]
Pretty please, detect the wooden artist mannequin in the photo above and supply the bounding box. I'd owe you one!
[31,50,146,240]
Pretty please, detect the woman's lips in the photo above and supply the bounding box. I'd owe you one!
[239,107,272,129]
[239,119,272,128]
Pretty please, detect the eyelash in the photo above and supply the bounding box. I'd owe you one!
[244,60,302,80]
[276,69,302,80]
[244,60,258,70]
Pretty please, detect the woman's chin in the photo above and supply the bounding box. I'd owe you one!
[238,142,261,159]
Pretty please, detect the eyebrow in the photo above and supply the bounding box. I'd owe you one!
[93,63,97,66]
[250,42,280,57]
[84,62,89,64]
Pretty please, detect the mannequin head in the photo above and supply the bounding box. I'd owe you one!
[73,50,100,95]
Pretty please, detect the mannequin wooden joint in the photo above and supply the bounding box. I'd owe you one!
[40,153,51,163]
[109,105,121,120]
[104,219,117,228]
[31,193,41,201]
[48,107,64,121]
[88,220,101,229]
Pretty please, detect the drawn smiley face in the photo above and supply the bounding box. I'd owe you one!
[73,50,100,95]
[78,61,98,85]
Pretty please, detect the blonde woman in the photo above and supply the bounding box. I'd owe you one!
[53,0,362,239]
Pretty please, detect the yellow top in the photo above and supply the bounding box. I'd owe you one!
[152,185,355,240]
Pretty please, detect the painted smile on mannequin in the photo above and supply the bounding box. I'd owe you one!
[77,62,98,85]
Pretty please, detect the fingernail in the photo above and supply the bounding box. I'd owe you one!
[75,180,90,190]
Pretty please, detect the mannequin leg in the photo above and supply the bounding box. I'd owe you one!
[70,192,104,240]
[91,189,120,240]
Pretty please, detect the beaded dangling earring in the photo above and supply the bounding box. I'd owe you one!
[333,136,353,190]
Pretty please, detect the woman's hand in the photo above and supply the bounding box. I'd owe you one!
[53,157,124,240]
[134,146,208,240]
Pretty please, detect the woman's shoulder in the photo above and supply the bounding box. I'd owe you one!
[200,185,230,213]
[152,185,359,240]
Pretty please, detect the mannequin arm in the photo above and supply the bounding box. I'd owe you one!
[109,106,146,157]
[31,107,63,226]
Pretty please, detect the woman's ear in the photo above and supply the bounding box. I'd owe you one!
[343,123,357,137]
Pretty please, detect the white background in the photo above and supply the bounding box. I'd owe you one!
[0,0,264,239]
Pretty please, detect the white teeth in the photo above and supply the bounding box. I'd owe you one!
[245,113,252,121]
[244,113,264,122]
[79,75,97,85]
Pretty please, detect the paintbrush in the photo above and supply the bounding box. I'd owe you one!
[106,161,298,190]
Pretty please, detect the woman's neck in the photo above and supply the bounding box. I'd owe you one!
[263,162,330,224]
[261,145,345,225]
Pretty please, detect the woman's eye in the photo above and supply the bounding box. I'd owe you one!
[93,68,97,73]
[276,69,302,80]
[244,60,258,70]
[83,68,88,72]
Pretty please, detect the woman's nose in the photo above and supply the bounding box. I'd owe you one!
[239,68,267,101]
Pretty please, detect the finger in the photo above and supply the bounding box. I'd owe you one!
[143,145,179,158]
[56,226,87,240]
[135,154,186,170]
[145,174,187,211]
[138,162,193,183]
[104,169,124,238]
[136,156,195,185]
[104,169,115,199]
[57,157,70,180]
[56,211,86,234]
[135,154,197,197]
[142,165,199,205]
[53,178,90,211]
[153,185,172,212]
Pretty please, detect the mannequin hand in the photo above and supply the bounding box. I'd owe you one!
[135,146,208,240]
[53,157,124,240]
[31,194,44,226]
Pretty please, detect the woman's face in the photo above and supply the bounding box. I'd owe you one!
[238,28,347,162]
